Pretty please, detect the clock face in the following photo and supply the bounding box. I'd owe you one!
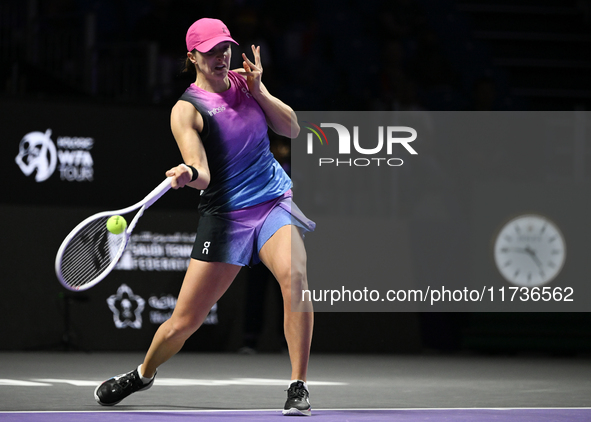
[493,214,566,287]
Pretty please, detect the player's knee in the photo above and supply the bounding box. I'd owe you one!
[274,263,305,289]
[290,263,308,291]
[166,315,200,341]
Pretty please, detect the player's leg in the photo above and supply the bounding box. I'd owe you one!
[141,259,241,376]
[259,224,313,416]
[94,259,241,406]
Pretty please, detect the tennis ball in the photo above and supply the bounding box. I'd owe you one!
[106,215,127,235]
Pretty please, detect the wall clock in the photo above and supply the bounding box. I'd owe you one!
[493,214,566,287]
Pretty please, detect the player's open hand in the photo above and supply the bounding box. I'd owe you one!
[242,45,263,96]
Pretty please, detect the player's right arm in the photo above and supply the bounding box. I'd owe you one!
[167,100,211,190]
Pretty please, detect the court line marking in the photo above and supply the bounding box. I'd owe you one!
[2,407,591,414]
[0,378,347,387]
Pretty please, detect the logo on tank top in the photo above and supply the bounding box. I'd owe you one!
[241,87,252,99]
[208,106,226,116]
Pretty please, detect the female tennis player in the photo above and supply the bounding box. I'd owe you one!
[94,18,315,416]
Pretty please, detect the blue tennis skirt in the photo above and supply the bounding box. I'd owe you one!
[191,190,316,266]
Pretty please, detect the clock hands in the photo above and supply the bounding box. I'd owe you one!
[503,247,528,253]
[502,246,543,268]
[522,246,547,280]
[523,246,543,268]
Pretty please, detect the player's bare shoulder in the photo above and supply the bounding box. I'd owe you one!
[171,100,204,133]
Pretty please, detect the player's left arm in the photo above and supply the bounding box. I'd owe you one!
[233,45,300,138]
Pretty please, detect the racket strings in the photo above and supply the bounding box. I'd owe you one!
[59,217,125,288]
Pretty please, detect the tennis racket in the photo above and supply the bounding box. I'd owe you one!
[55,177,173,291]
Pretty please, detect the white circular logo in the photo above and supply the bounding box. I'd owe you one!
[15,129,57,182]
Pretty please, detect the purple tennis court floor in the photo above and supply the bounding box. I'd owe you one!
[2,409,591,422]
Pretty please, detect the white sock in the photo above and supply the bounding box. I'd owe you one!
[290,379,309,391]
[137,364,154,384]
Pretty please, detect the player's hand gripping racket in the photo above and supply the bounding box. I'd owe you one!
[55,177,173,291]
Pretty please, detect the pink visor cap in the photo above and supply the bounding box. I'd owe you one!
[186,18,238,53]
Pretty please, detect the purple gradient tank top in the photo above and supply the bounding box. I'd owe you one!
[179,70,291,215]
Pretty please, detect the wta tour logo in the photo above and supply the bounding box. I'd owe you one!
[15,129,57,182]
[15,128,95,182]
[303,121,417,167]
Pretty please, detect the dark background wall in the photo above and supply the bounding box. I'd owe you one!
[2,0,591,354]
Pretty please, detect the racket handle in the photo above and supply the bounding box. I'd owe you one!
[143,177,173,209]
